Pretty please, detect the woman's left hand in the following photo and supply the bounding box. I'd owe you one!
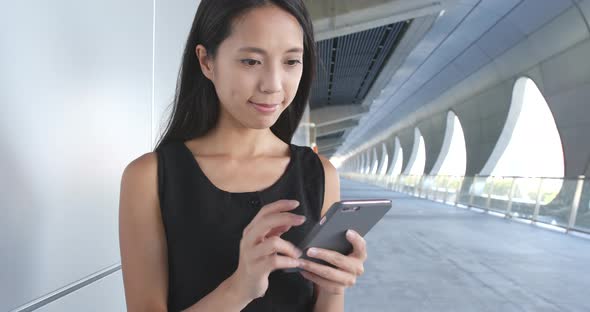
[297,229,367,295]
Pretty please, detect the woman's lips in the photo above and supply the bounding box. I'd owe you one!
[249,100,278,113]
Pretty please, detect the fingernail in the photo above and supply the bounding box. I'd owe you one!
[308,248,317,256]
[347,229,355,238]
[295,248,303,258]
[290,200,300,206]
[296,215,306,223]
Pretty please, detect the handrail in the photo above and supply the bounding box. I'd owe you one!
[342,172,590,235]
[8,263,121,312]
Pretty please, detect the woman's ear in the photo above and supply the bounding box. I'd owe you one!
[196,44,214,81]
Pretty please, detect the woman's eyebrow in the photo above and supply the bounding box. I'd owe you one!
[238,46,304,55]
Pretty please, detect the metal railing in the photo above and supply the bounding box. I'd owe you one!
[342,172,590,234]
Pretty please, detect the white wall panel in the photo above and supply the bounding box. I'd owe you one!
[1,0,153,310]
[152,0,202,145]
[36,271,126,312]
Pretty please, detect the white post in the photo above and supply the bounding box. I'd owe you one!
[455,177,464,206]
[567,176,585,231]
[532,178,544,221]
[469,176,476,207]
[507,177,518,216]
[486,177,495,210]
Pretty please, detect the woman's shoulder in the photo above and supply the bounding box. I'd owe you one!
[290,144,335,172]
[122,152,158,188]
[289,144,340,217]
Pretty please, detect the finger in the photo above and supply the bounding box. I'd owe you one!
[243,199,300,239]
[256,199,300,219]
[298,258,356,287]
[247,213,306,244]
[346,229,368,261]
[306,247,362,276]
[252,236,302,260]
[264,253,300,271]
[299,271,346,295]
[266,224,291,238]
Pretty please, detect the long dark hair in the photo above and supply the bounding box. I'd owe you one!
[154,0,316,151]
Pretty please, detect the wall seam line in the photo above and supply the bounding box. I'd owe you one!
[151,0,156,150]
[8,264,121,312]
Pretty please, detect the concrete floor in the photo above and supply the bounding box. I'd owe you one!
[340,178,590,312]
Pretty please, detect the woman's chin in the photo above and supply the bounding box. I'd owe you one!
[240,116,279,130]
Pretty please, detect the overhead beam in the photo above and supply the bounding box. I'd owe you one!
[317,136,345,150]
[318,146,338,154]
[317,119,360,137]
[318,145,338,153]
[319,149,337,158]
[311,104,368,127]
[338,13,439,146]
[306,0,449,40]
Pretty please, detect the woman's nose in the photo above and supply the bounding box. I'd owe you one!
[260,64,282,94]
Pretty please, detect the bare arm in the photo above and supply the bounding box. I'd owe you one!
[118,153,251,311]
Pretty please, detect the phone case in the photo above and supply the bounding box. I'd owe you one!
[282,199,392,273]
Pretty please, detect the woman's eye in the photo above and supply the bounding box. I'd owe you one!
[287,60,302,66]
[241,59,260,66]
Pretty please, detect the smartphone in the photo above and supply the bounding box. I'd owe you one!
[283,199,392,273]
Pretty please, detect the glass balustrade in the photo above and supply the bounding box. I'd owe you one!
[341,172,588,234]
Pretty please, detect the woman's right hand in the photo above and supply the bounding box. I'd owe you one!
[228,199,306,301]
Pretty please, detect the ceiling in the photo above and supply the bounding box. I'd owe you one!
[310,22,408,110]
[331,0,576,158]
[311,21,408,155]
[305,0,459,157]
[304,0,579,159]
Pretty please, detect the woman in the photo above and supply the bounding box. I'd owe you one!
[118,0,368,311]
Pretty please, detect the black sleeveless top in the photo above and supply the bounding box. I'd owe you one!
[155,140,325,311]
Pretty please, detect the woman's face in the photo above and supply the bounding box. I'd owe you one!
[197,5,305,130]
